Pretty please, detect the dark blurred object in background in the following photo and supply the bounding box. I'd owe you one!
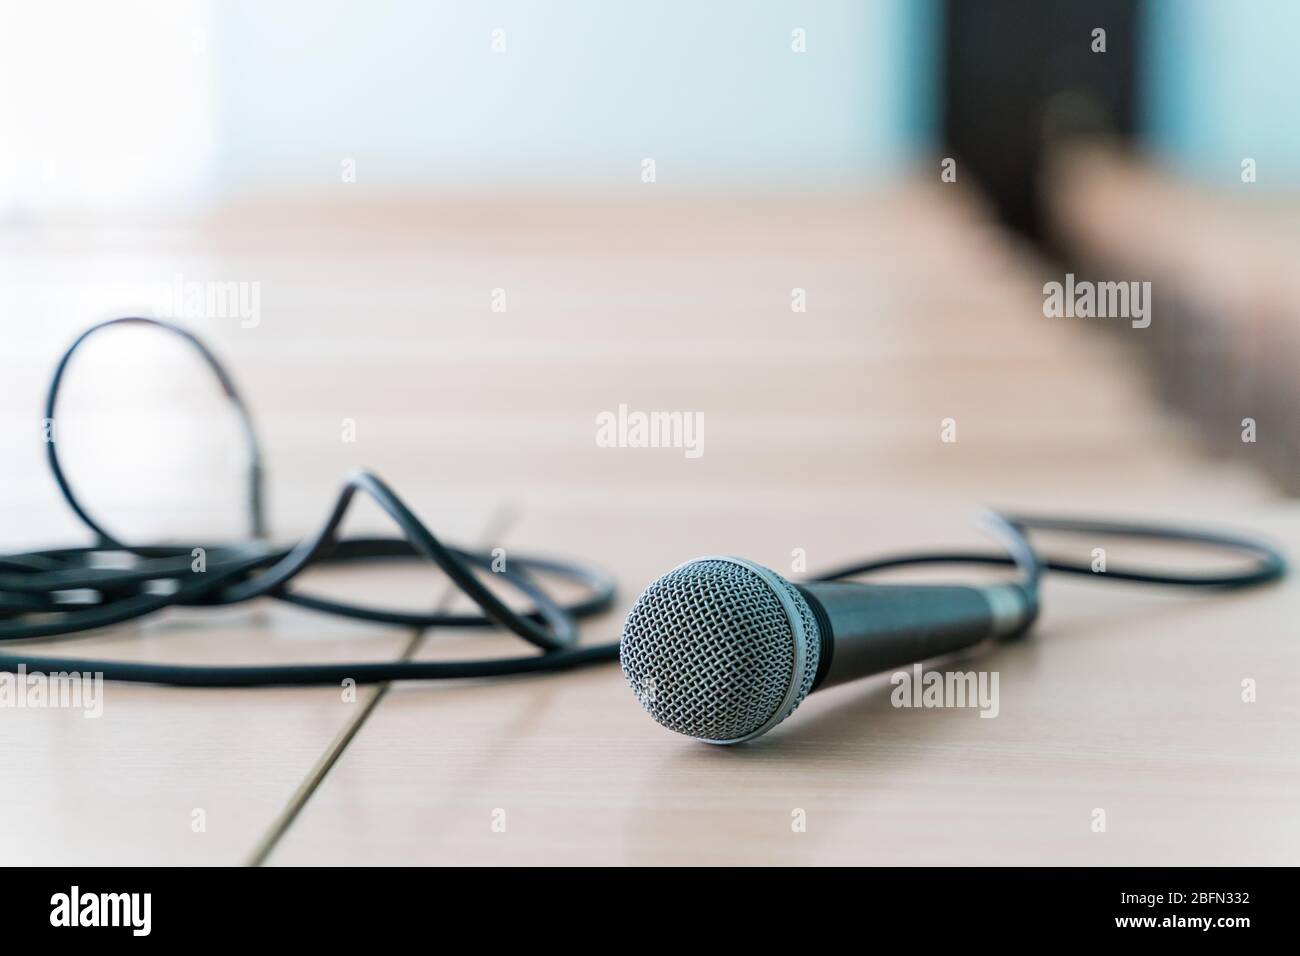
[945,0,1300,494]
[943,0,1140,242]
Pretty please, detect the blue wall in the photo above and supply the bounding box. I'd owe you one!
[1143,0,1300,184]
[212,0,938,197]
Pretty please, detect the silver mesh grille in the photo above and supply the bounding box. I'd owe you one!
[620,558,821,742]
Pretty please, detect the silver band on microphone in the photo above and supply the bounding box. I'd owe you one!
[979,583,1035,639]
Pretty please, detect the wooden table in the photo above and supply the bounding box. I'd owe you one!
[1046,145,1300,491]
[1,191,1295,865]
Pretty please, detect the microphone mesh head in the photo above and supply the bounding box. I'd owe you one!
[620,557,821,743]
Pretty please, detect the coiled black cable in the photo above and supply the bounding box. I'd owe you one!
[0,318,1286,686]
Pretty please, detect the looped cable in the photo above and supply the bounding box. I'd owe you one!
[2,318,618,683]
[813,513,1285,591]
[45,317,268,546]
[0,318,1286,686]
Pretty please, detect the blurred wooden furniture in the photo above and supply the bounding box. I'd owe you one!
[0,187,1295,865]
[1047,146,1300,491]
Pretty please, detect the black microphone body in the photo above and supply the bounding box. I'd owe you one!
[796,581,1031,691]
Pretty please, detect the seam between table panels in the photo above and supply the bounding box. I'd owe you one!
[243,504,516,866]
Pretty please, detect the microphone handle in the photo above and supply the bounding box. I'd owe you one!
[796,581,1031,691]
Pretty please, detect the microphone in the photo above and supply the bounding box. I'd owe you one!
[619,556,1035,744]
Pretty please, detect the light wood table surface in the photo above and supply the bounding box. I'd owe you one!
[1,190,1294,865]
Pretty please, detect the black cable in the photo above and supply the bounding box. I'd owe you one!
[814,514,1286,590]
[0,318,1286,687]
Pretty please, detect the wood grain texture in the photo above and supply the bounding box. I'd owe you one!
[1045,146,1300,490]
[0,522,492,866]
[266,500,1300,865]
[1,190,1292,864]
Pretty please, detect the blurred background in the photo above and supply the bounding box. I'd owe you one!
[2,0,1298,548]
[3,0,1300,868]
